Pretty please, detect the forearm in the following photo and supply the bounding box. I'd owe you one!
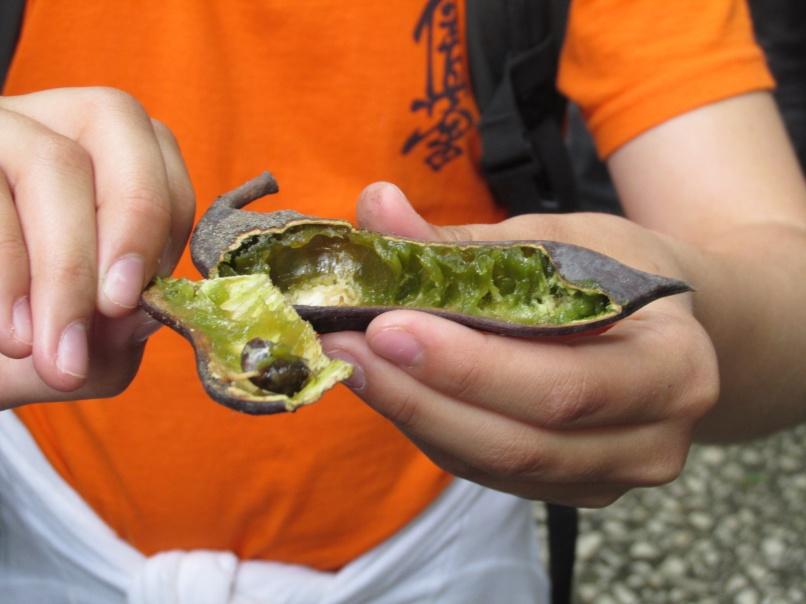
[609,92,806,442]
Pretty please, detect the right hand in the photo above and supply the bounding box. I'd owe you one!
[0,87,195,408]
[322,183,718,507]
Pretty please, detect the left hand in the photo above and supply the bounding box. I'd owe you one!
[321,183,719,507]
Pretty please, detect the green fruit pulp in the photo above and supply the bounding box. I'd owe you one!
[148,274,352,408]
[216,224,618,325]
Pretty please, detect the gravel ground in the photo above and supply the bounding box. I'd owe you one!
[535,424,806,603]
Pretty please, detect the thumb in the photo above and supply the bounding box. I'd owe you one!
[356,182,480,242]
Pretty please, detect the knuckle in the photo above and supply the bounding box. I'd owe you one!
[686,347,720,418]
[0,232,28,264]
[150,117,172,139]
[86,86,144,116]
[561,455,608,484]
[150,121,196,232]
[522,214,562,240]
[120,182,173,224]
[172,182,197,231]
[442,225,475,243]
[31,134,91,174]
[646,457,686,487]
[450,352,485,401]
[637,445,688,487]
[478,438,548,481]
[475,455,514,480]
[539,369,600,428]
[667,329,720,421]
[440,445,487,478]
[150,117,181,151]
[37,253,96,288]
[382,390,419,429]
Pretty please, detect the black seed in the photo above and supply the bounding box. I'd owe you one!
[241,337,311,396]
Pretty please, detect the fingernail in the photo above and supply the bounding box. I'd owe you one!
[103,254,145,309]
[325,349,366,391]
[11,297,33,345]
[369,328,422,367]
[57,321,88,378]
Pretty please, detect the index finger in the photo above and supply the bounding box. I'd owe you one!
[365,306,718,429]
[1,89,183,316]
[323,330,693,490]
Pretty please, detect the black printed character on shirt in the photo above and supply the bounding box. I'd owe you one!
[402,0,475,171]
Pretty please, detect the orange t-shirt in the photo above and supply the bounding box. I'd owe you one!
[5,0,771,570]
[559,0,774,157]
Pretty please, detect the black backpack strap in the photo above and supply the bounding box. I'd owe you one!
[466,2,579,603]
[466,0,576,215]
[546,503,579,604]
[0,0,26,89]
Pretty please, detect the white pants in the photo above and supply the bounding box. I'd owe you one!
[0,410,549,604]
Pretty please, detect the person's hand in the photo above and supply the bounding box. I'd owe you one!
[321,183,719,507]
[0,88,195,408]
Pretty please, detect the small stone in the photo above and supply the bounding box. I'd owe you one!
[740,448,763,466]
[628,506,649,523]
[576,533,603,560]
[735,588,759,604]
[624,575,643,591]
[590,558,616,577]
[689,511,713,531]
[577,584,598,602]
[778,455,802,472]
[761,536,786,563]
[603,519,627,538]
[790,475,806,490]
[682,579,712,596]
[670,530,694,548]
[701,549,720,568]
[660,556,687,577]
[612,584,639,604]
[725,573,747,592]
[718,516,739,533]
[738,508,756,525]
[684,475,706,493]
[736,543,756,561]
[721,462,746,482]
[646,572,664,589]
[660,498,683,514]
[746,563,768,582]
[629,541,660,560]
[698,447,726,465]
[646,519,668,536]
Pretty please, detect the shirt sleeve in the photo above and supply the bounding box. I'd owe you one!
[558,0,775,158]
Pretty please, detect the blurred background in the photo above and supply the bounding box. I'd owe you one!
[535,424,806,603]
